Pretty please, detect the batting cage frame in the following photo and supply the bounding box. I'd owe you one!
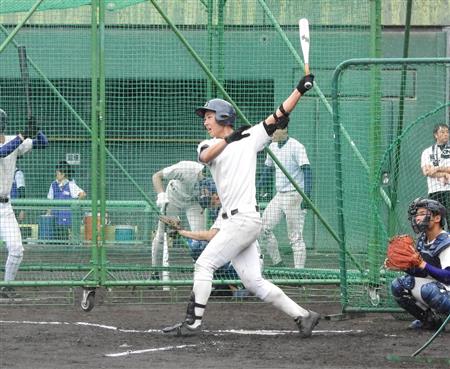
[0,0,448,321]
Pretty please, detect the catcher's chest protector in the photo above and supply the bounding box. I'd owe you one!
[417,232,450,267]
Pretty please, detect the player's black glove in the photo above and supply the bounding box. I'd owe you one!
[296,74,315,95]
[224,125,251,144]
[22,116,39,139]
[301,193,312,210]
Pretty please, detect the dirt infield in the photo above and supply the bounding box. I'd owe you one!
[0,299,448,369]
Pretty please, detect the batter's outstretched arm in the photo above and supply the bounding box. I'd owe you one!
[264,74,314,125]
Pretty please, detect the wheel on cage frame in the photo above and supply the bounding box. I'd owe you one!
[81,288,96,312]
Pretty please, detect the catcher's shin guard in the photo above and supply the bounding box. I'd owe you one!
[391,276,429,322]
[420,282,450,314]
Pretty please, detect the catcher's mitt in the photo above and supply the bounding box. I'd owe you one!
[384,234,423,270]
[159,215,182,231]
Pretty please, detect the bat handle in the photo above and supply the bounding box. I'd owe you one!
[304,63,313,89]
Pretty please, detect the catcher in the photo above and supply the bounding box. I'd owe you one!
[386,198,450,330]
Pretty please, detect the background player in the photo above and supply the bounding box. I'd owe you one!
[0,109,48,297]
[163,74,320,338]
[421,123,450,229]
[259,127,312,268]
[47,160,86,240]
[151,160,206,270]
[390,198,450,329]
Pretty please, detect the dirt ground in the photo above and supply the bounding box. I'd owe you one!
[0,296,449,369]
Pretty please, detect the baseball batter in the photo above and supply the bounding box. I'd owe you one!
[0,109,48,297]
[260,127,312,268]
[420,123,450,229]
[163,74,320,338]
[151,160,206,268]
[391,198,450,330]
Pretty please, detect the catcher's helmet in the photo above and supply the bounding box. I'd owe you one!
[197,178,218,209]
[0,108,7,133]
[195,99,236,126]
[408,197,446,233]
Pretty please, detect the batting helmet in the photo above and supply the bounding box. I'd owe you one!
[408,197,447,233]
[0,108,7,133]
[195,99,236,126]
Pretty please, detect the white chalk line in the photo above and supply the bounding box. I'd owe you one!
[104,344,197,357]
[0,320,363,336]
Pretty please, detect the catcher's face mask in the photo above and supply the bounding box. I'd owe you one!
[410,208,432,234]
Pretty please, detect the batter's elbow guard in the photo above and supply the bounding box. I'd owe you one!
[263,121,277,136]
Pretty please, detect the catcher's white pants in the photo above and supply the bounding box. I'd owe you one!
[191,212,308,325]
[0,203,24,281]
[152,202,205,266]
[261,191,306,268]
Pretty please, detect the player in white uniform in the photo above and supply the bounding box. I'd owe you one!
[163,74,320,337]
[260,127,312,268]
[420,123,450,229]
[0,109,48,297]
[151,161,206,268]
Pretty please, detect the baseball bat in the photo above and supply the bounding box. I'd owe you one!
[298,18,312,89]
[17,46,33,120]
[162,204,170,291]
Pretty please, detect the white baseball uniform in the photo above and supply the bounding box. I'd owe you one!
[421,144,450,194]
[261,137,310,268]
[0,136,33,281]
[191,122,309,327]
[152,161,206,266]
[421,143,450,228]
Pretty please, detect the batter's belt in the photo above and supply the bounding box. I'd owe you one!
[221,205,259,219]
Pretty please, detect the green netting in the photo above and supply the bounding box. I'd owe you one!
[0,1,449,311]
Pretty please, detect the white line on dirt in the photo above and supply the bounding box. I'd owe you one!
[0,321,363,336]
[104,344,197,357]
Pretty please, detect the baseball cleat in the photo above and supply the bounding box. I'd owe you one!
[162,322,202,336]
[295,310,321,338]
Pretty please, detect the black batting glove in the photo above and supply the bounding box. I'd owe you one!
[296,74,315,95]
[22,116,39,139]
[224,125,251,144]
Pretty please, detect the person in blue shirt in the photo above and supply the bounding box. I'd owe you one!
[47,161,86,240]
